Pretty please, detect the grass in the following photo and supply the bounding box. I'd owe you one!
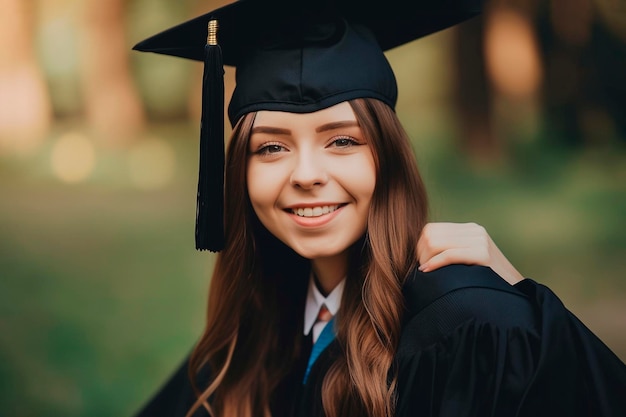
[1,121,624,416]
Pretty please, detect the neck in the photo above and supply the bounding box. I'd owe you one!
[311,251,348,296]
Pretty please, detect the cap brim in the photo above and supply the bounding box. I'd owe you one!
[133,0,482,65]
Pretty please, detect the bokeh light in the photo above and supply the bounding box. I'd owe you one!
[50,132,96,183]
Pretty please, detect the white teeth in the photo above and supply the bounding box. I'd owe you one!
[292,205,340,217]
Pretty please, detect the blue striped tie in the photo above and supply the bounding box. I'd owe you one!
[303,316,336,384]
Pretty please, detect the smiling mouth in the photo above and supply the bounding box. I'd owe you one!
[290,204,342,217]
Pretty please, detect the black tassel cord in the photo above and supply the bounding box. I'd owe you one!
[196,19,225,251]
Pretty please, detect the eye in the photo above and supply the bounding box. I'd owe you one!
[255,142,287,155]
[263,144,284,153]
[328,136,359,148]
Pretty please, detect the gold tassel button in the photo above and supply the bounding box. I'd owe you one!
[207,19,219,46]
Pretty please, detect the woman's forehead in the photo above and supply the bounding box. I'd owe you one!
[252,102,357,128]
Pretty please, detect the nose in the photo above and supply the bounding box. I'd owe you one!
[289,149,328,189]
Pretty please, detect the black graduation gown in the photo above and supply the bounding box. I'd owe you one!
[134,265,626,417]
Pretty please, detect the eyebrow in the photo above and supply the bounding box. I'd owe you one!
[251,120,359,135]
[316,120,359,133]
[250,126,291,135]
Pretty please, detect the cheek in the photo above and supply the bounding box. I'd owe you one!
[246,165,262,209]
[246,162,277,215]
[347,154,376,201]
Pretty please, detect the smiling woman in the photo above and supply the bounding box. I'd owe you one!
[247,102,376,277]
[186,94,432,416]
[131,1,626,417]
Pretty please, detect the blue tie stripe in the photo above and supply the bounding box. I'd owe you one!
[302,316,336,384]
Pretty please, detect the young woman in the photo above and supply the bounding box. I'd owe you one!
[133,1,626,416]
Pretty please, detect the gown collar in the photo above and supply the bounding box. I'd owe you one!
[304,274,345,336]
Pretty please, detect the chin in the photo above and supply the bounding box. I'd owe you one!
[288,240,353,261]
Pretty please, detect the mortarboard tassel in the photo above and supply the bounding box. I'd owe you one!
[196,19,225,251]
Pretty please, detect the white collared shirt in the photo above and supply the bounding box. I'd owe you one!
[304,275,345,343]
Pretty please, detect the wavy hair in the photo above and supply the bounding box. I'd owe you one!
[186,98,428,417]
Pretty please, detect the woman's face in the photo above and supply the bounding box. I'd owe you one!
[247,102,376,261]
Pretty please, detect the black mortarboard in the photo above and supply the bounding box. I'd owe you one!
[133,0,482,252]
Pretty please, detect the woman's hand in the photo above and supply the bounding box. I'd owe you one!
[417,222,524,285]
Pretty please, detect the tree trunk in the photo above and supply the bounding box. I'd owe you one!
[78,0,145,145]
[0,0,52,155]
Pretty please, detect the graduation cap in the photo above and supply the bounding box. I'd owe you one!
[133,0,482,252]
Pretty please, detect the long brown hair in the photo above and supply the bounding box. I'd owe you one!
[186,98,428,417]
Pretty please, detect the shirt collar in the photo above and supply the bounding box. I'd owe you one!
[303,274,345,336]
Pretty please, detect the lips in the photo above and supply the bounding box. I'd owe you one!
[290,204,341,217]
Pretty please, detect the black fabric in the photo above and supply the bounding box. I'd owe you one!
[133,265,626,417]
[132,0,482,61]
[132,0,482,127]
[272,332,314,417]
[195,40,225,251]
[227,19,397,125]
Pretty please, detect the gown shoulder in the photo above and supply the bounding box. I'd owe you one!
[395,264,626,417]
[401,264,537,351]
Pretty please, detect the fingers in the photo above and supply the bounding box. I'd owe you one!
[419,246,490,272]
[417,222,525,285]
[417,222,490,266]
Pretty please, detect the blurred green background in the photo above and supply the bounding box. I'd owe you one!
[1,0,625,416]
